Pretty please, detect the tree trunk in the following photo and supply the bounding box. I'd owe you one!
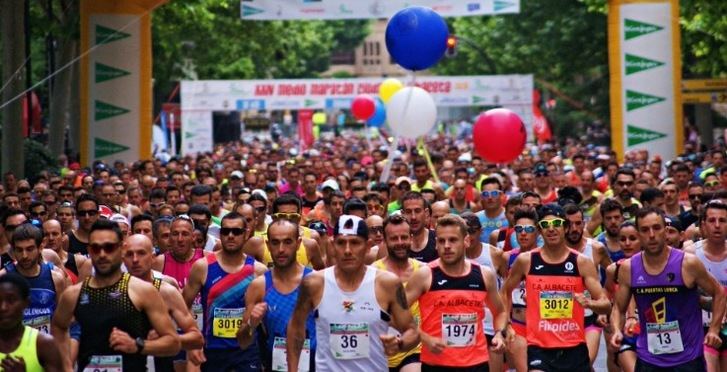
[48,37,75,157]
[68,40,80,158]
[1,0,26,179]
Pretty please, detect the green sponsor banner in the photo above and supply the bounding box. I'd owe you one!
[95,63,131,83]
[95,100,130,121]
[624,18,663,40]
[95,24,130,45]
[624,54,664,75]
[626,90,665,111]
[627,124,667,146]
[95,137,130,158]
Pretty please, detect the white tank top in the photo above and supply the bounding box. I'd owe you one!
[696,246,727,326]
[581,238,596,317]
[582,238,594,259]
[315,266,389,372]
[470,243,498,335]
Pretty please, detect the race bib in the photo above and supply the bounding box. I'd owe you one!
[212,308,244,338]
[83,355,122,372]
[192,296,203,331]
[539,291,573,320]
[512,286,526,307]
[329,323,370,360]
[442,313,477,347]
[583,290,593,317]
[272,337,310,372]
[646,320,684,355]
[24,315,51,334]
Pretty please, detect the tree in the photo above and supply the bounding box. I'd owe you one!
[1,0,27,178]
[434,0,609,139]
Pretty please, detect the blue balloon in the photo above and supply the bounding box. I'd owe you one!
[368,98,386,127]
[385,6,449,71]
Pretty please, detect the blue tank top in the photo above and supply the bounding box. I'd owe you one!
[598,233,625,262]
[262,268,317,360]
[7,263,56,334]
[201,255,258,351]
[630,249,703,366]
[476,210,508,244]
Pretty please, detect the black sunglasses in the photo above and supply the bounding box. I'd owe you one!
[88,242,120,255]
[77,209,99,217]
[220,227,246,236]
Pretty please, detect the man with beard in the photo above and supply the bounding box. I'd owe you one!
[595,199,627,263]
[237,219,317,372]
[0,273,64,371]
[563,204,611,366]
[610,168,641,220]
[680,182,705,237]
[123,234,204,372]
[687,201,727,371]
[372,215,423,372]
[406,215,507,371]
[301,172,322,216]
[516,168,536,194]
[52,219,180,370]
[62,194,100,256]
[502,204,611,372]
[611,207,724,371]
[1,224,68,335]
[183,213,267,371]
[401,192,438,263]
[286,215,418,371]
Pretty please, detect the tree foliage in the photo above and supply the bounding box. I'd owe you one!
[151,0,370,96]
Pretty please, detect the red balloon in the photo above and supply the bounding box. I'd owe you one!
[473,108,527,163]
[351,94,376,121]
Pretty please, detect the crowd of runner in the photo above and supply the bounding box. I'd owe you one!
[1,133,726,372]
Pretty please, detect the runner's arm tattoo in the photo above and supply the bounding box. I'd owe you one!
[395,283,409,310]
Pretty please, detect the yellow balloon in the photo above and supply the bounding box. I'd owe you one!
[379,78,404,103]
[312,112,327,125]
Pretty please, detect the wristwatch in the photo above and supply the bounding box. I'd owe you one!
[135,337,146,354]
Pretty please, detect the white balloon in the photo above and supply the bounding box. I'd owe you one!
[385,87,437,139]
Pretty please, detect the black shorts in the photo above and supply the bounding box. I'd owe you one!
[390,353,421,372]
[635,356,706,372]
[422,361,489,372]
[584,314,603,330]
[527,343,590,372]
[201,348,260,372]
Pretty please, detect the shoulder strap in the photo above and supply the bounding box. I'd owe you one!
[264,270,273,292]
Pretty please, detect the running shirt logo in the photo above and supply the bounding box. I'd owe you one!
[342,300,355,313]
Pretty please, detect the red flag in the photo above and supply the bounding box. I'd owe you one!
[532,90,552,144]
[298,109,314,150]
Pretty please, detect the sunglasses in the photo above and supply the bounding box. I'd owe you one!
[705,180,720,187]
[481,190,501,199]
[220,227,246,236]
[272,212,301,221]
[514,224,537,233]
[689,193,703,200]
[538,218,566,229]
[616,181,634,187]
[369,226,384,234]
[254,206,266,213]
[77,209,99,217]
[88,242,120,255]
[534,172,549,178]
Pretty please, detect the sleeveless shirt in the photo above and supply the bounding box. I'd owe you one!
[409,230,438,263]
[0,326,43,372]
[6,262,56,334]
[314,266,389,371]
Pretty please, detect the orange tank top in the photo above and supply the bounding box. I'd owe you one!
[525,249,585,348]
[418,260,489,367]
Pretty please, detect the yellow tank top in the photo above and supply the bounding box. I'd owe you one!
[372,258,423,367]
[262,226,312,268]
[0,326,43,372]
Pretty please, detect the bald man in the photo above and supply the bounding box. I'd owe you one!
[123,234,204,371]
[430,200,450,229]
[43,219,91,284]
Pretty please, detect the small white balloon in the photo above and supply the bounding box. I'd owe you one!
[385,87,437,140]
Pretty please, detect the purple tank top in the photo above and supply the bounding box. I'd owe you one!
[630,248,703,366]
